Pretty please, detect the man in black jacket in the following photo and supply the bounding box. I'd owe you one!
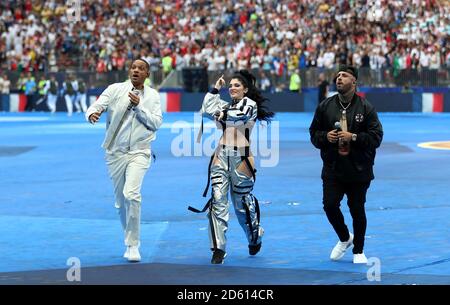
[309,65,383,264]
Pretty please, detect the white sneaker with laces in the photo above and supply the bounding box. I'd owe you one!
[330,233,354,261]
[127,246,141,262]
[353,253,368,264]
[123,246,130,259]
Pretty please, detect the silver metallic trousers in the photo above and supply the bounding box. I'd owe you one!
[207,145,263,252]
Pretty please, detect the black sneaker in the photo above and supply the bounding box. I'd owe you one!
[211,249,226,264]
[249,242,262,255]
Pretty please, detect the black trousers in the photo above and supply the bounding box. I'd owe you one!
[322,179,370,254]
[25,94,36,111]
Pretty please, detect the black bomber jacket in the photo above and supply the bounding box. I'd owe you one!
[309,93,383,180]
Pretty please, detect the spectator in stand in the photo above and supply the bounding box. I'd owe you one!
[259,71,272,92]
[24,72,36,111]
[0,0,447,88]
[289,69,301,93]
[0,74,11,111]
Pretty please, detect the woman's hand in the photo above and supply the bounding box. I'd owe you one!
[214,110,225,121]
[214,75,225,90]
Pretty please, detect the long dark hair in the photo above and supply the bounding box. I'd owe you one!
[231,70,275,122]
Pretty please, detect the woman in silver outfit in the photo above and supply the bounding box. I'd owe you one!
[189,70,274,264]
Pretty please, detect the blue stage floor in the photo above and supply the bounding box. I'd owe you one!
[0,112,449,285]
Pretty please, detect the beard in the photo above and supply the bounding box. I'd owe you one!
[336,83,352,95]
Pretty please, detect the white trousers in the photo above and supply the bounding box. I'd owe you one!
[46,94,58,113]
[75,93,87,112]
[106,151,151,247]
[65,94,80,115]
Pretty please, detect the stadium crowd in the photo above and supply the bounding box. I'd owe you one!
[0,0,449,85]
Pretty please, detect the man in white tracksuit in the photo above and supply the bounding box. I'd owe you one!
[86,58,163,262]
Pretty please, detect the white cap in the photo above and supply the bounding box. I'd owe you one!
[138,57,150,69]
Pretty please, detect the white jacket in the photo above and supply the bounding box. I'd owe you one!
[86,80,163,153]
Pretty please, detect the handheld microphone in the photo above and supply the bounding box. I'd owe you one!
[213,110,221,120]
[128,88,140,110]
[334,121,341,132]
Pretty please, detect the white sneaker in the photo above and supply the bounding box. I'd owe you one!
[353,253,368,264]
[330,233,353,261]
[123,246,130,259]
[127,246,141,262]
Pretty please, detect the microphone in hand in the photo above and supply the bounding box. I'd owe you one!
[214,110,221,119]
[128,88,140,110]
[335,121,350,155]
[334,121,342,132]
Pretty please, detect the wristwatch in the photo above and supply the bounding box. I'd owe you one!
[351,133,357,142]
